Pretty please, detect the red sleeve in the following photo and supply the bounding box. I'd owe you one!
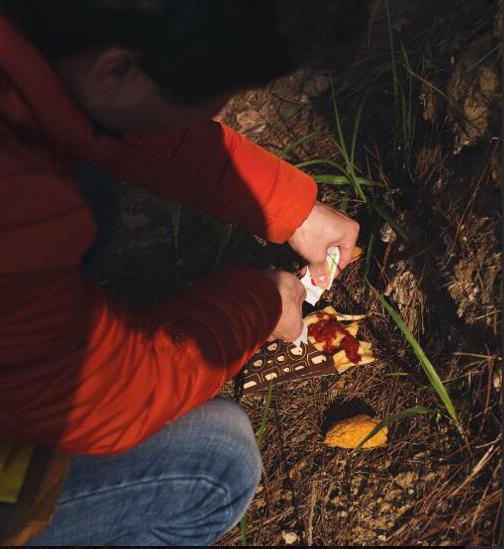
[0,171,280,455]
[100,122,317,243]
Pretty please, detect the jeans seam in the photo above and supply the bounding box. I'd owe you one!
[56,474,231,546]
[58,473,229,506]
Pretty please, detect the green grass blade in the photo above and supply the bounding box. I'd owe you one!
[397,79,408,143]
[355,178,381,187]
[314,175,352,186]
[367,285,459,424]
[330,81,351,165]
[314,175,381,187]
[401,43,414,138]
[279,131,320,159]
[384,0,399,101]
[369,201,411,242]
[353,406,436,451]
[364,230,376,280]
[329,80,368,201]
[350,99,365,166]
[239,516,248,546]
[353,179,367,202]
[256,382,274,449]
[339,196,349,212]
[295,158,348,173]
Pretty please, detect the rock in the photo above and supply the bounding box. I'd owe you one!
[446,218,501,326]
[302,73,332,98]
[236,109,267,134]
[384,259,426,335]
[281,530,299,545]
[424,472,438,482]
[122,212,150,229]
[493,370,502,391]
[379,502,392,513]
[420,80,441,123]
[394,471,418,489]
[255,497,266,510]
[447,34,500,154]
[379,223,398,243]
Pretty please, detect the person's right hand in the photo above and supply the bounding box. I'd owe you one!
[263,270,306,343]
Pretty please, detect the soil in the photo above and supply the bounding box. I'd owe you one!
[89,0,502,545]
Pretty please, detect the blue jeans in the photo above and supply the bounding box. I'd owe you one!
[27,398,261,546]
[25,170,260,545]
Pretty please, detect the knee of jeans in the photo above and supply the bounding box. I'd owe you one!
[201,402,261,541]
[203,398,262,483]
[198,399,261,506]
[154,399,262,544]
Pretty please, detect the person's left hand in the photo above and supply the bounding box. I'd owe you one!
[288,201,359,286]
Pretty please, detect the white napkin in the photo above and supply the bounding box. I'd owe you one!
[292,246,340,347]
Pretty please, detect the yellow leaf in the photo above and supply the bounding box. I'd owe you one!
[324,415,388,449]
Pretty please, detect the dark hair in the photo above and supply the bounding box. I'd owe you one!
[3,0,369,104]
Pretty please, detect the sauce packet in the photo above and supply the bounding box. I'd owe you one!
[293,246,340,346]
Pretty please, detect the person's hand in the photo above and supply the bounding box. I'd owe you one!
[288,201,359,287]
[263,270,306,342]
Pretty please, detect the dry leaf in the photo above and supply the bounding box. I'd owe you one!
[324,415,388,449]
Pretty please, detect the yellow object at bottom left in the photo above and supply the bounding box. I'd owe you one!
[0,441,34,504]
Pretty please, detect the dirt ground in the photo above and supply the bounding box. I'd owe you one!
[92,0,502,546]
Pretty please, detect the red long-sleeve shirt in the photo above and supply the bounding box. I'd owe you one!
[0,15,317,455]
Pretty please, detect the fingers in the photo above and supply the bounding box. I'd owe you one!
[309,259,330,287]
[336,244,353,274]
[334,219,360,274]
[307,247,331,287]
[288,285,306,341]
[297,265,308,278]
[288,201,360,281]
[283,318,305,343]
[297,281,307,304]
[264,269,306,343]
[268,316,304,343]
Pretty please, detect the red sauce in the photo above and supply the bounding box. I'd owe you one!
[308,314,361,363]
